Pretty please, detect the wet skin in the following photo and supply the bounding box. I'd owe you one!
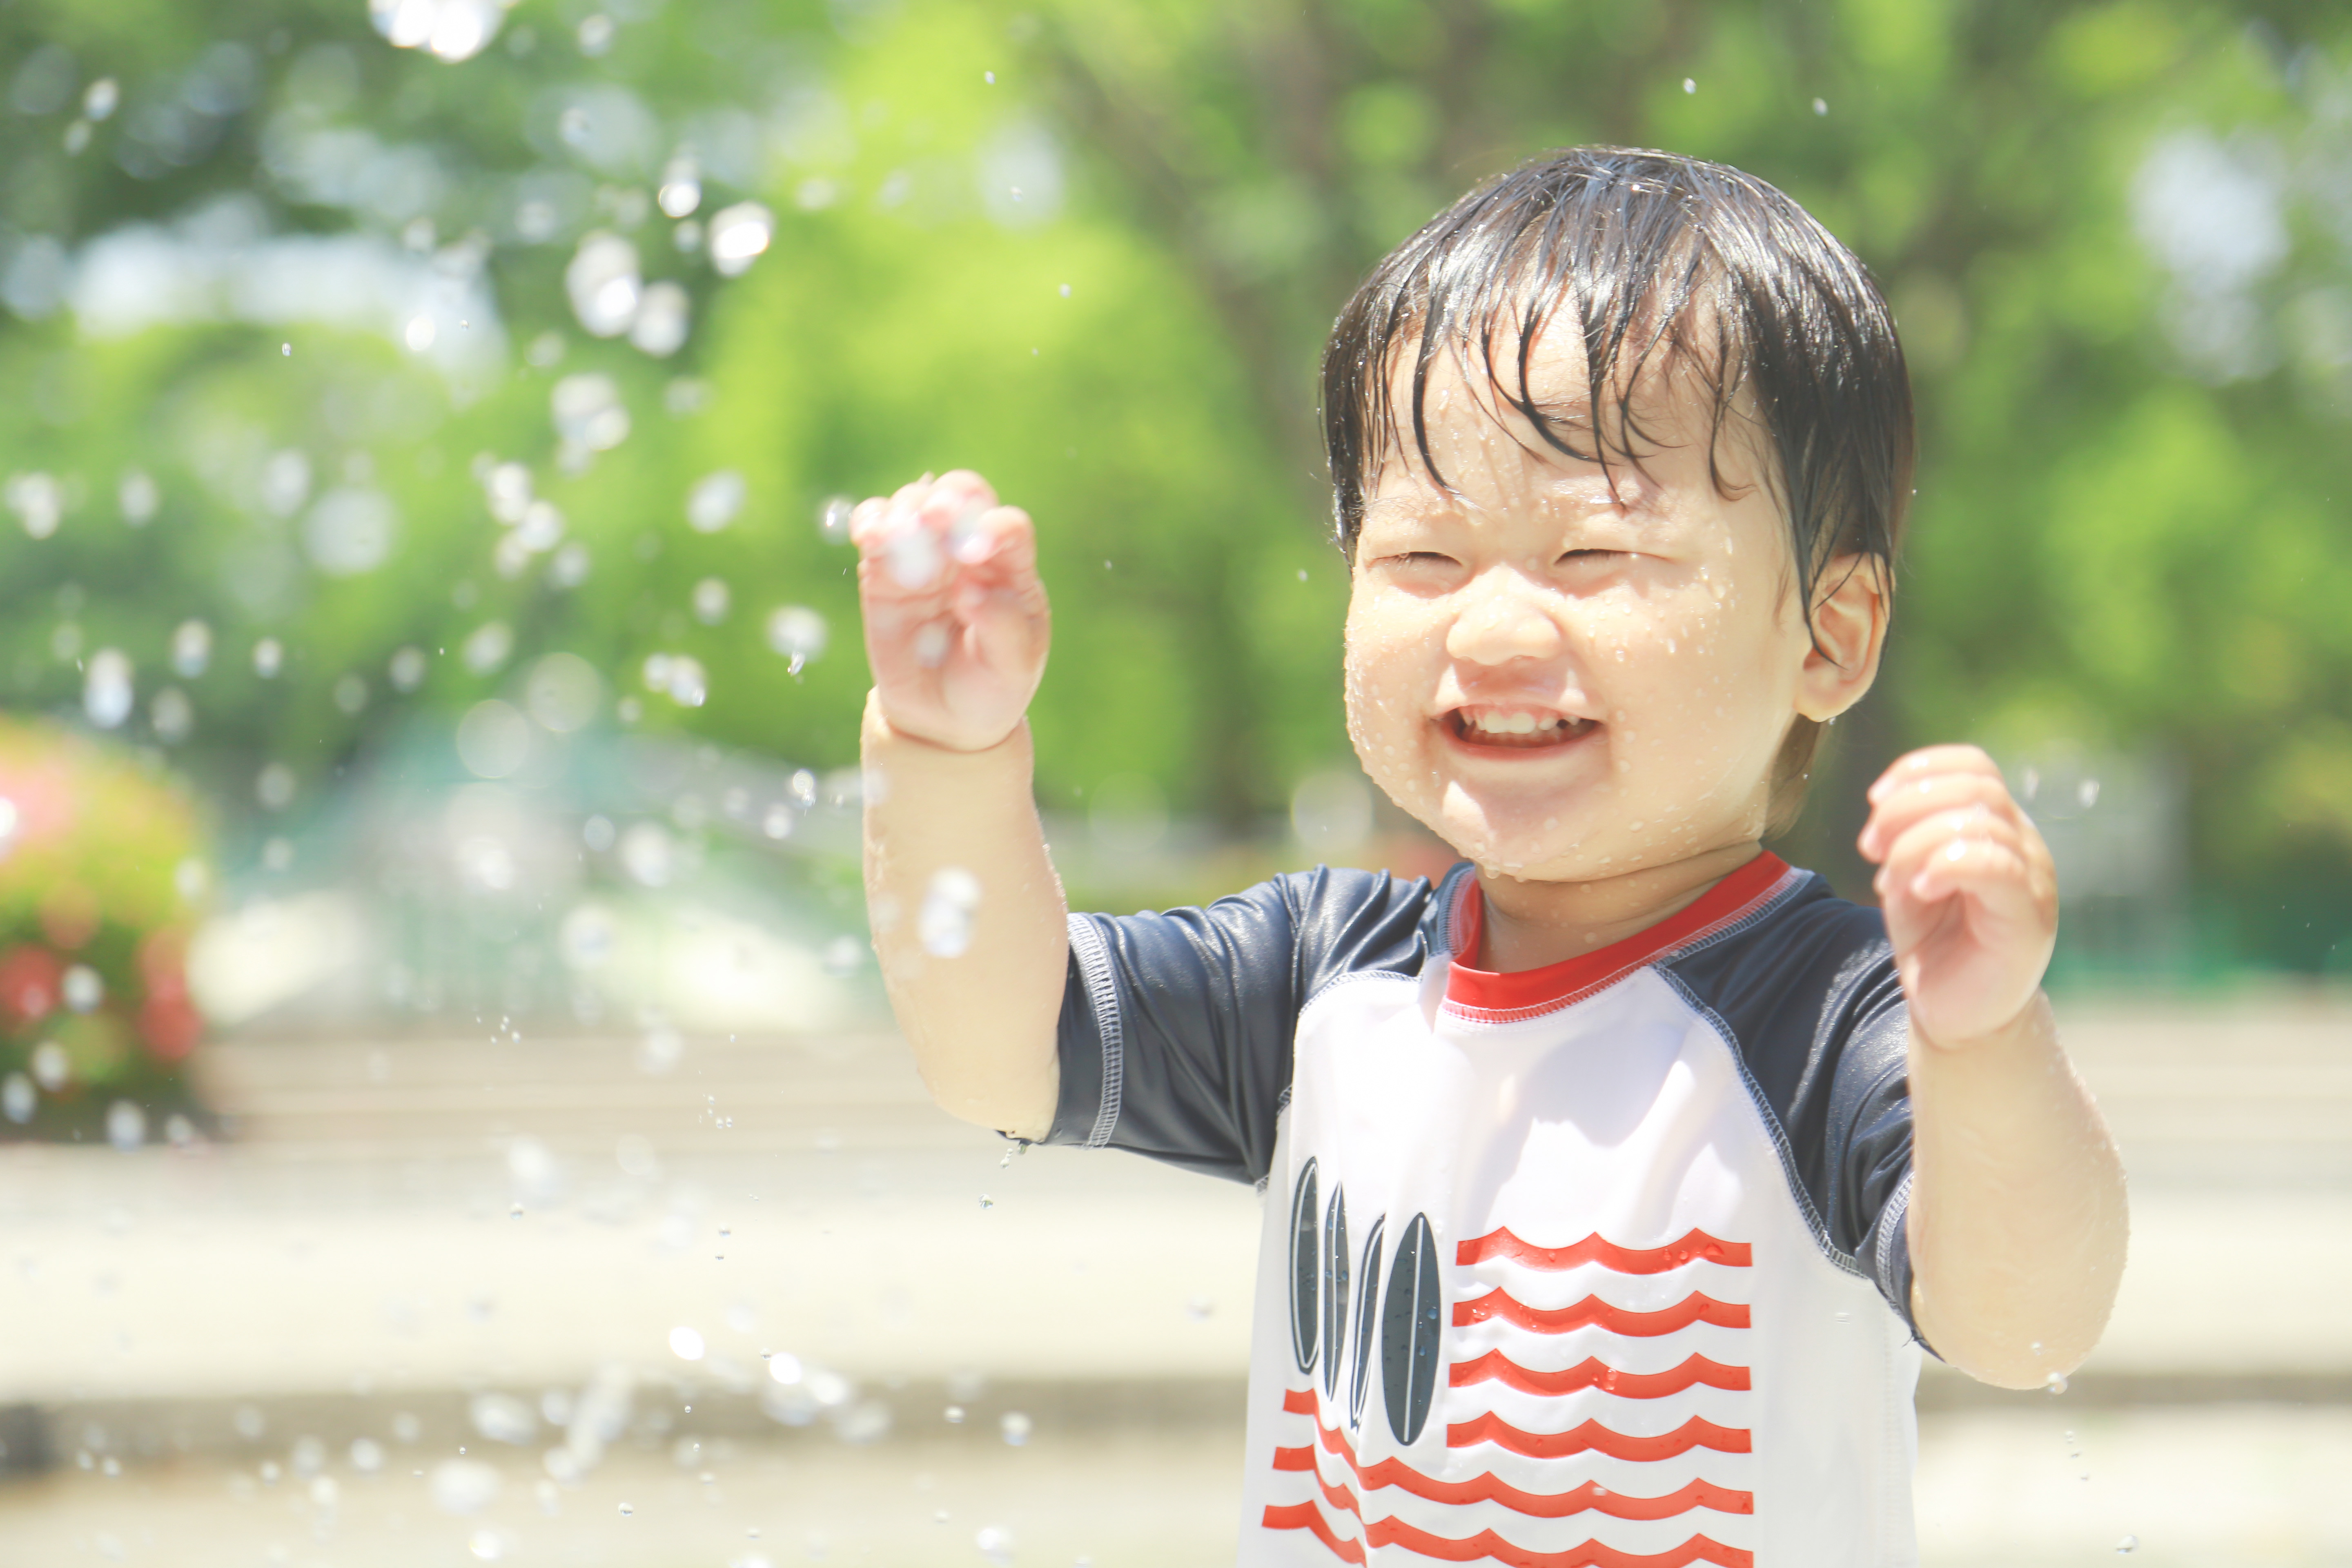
[1341,320,1885,972]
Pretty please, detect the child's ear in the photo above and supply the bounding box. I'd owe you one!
[1795,554,1888,722]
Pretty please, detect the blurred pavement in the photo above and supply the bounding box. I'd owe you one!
[0,992,2345,1564]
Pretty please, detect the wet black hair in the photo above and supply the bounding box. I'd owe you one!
[1321,145,1915,828]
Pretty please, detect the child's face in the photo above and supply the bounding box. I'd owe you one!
[1343,314,1873,884]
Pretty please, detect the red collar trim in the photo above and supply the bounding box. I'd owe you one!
[1445,853,1798,1021]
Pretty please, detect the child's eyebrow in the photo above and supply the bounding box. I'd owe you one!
[1356,494,1459,527]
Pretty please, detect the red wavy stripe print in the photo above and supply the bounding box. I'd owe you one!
[1451,1351,1750,1399]
[1273,1445,1751,1521]
[1455,1289,1751,1336]
[1365,1517,1753,1568]
[1448,1411,1752,1461]
[1263,1501,1367,1564]
[1457,1229,1752,1273]
[1266,1501,1754,1568]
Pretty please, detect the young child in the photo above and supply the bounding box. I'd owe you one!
[852,147,2126,1566]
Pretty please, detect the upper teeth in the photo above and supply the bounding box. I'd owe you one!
[1470,711,1563,735]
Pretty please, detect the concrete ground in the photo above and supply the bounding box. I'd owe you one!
[0,993,2345,1564]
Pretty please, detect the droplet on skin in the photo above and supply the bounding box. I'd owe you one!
[2045,1372,2068,1395]
[912,621,951,668]
[887,523,943,589]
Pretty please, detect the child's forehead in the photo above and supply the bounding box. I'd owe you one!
[1386,303,1731,463]
[1367,326,1744,510]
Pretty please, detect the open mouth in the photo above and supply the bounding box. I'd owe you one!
[1443,706,1598,752]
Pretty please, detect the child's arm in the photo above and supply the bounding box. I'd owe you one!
[853,471,1064,1140]
[1858,745,2127,1388]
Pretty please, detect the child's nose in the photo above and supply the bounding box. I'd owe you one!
[1444,572,1565,665]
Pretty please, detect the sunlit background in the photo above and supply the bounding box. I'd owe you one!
[0,0,2348,1563]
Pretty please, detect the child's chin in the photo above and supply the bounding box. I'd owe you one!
[1431,812,1588,875]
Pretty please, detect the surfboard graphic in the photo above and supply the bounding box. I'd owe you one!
[1319,1186,1350,1402]
[1346,1215,1385,1432]
[1379,1212,1442,1445]
[1289,1159,1320,1375]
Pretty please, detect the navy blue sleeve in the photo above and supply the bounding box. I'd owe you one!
[1044,867,1436,1184]
[1663,881,1924,1345]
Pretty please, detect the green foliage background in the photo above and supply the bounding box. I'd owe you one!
[1,0,2348,972]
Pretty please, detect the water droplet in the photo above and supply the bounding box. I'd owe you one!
[618,1501,634,1517]
[281,342,290,356]
[921,867,982,957]
[658,154,702,218]
[668,1325,706,1361]
[998,1411,1031,1447]
[630,281,690,357]
[767,606,828,668]
[168,620,212,679]
[565,233,641,338]
[818,496,855,544]
[119,469,158,525]
[577,13,614,55]
[1813,97,1828,116]
[693,577,731,624]
[2078,778,2101,808]
[1682,78,1696,93]
[105,1100,145,1152]
[978,1194,993,1209]
[707,202,774,277]
[551,372,629,454]
[2115,1535,2137,1554]
[888,523,944,589]
[944,1404,966,1423]
[2045,1372,2069,1395]
[82,649,133,730]
[430,1458,501,1515]
[984,70,996,85]
[685,470,746,535]
[976,1525,1015,1566]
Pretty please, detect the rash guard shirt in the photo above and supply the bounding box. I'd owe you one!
[1044,853,1924,1568]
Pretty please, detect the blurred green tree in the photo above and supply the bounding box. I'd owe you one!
[0,0,2347,968]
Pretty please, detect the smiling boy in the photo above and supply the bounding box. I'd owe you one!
[854,148,2126,1566]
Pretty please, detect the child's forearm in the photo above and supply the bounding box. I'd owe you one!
[861,693,1066,1140]
[1904,991,2127,1387]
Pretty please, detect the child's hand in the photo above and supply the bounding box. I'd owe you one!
[1857,745,2058,1047]
[852,470,1049,753]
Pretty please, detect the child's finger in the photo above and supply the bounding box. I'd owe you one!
[1866,744,2003,804]
[1872,804,2026,898]
[1898,835,2042,919]
[954,506,1038,574]
[1858,771,2020,862]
